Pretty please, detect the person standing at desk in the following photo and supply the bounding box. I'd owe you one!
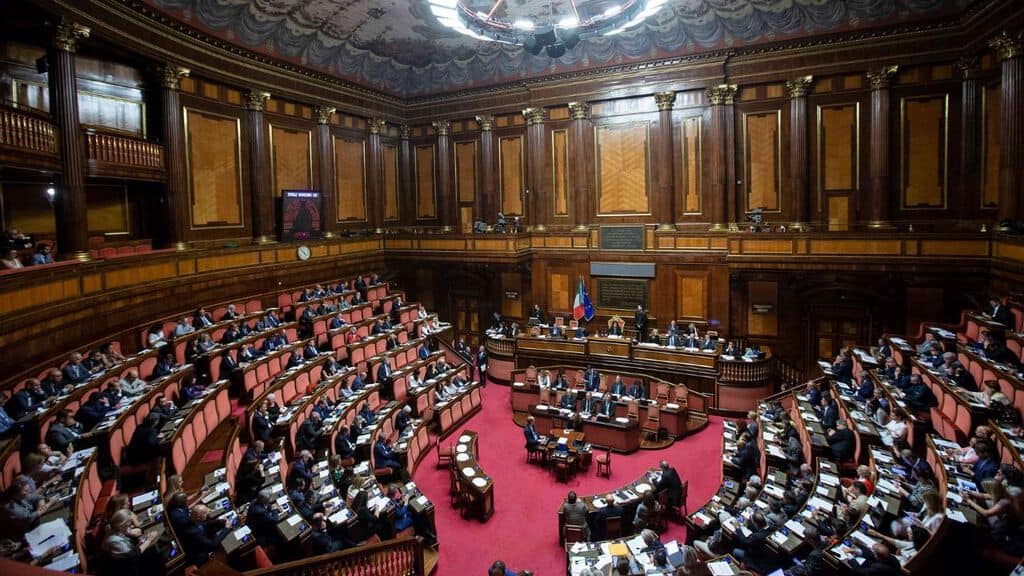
[583,366,599,392]
[530,304,545,325]
[635,305,647,337]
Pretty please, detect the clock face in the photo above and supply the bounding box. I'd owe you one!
[297,245,311,261]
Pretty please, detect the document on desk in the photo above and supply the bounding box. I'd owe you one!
[707,561,734,575]
[946,508,968,523]
[44,550,79,571]
[26,519,71,558]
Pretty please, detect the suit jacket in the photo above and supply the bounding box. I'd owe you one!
[194,313,214,328]
[126,424,160,465]
[666,335,682,347]
[626,383,645,399]
[246,503,280,547]
[179,518,222,566]
[820,403,839,429]
[296,420,322,452]
[635,311,647,331]
[827,428,856,461]
[560,394,577,410]
[599,400,616,417]
[524,423,540,449]
[584,370,599,391]
[252,412,273,442]
[990,304,1015,327]
[833,358,854,383]
[46,421,79,450]
[656,467,683,507]
[63,363,89,384]
[220,355,237,376]
[376,362,392,383]
[610,381,627,396]
[373,440,399,467]
[289,460,314,487]
[335,434,355,458]
[580,397,599,413]
[4,391,35,420]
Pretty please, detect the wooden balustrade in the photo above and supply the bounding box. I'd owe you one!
[773,356,806,390]
[84,128,165,180]
[246,537,424,576]
[717,356,772,385]
[0,105,59,162]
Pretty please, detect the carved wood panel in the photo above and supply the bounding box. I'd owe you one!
[743,110,781,213]
[415,144,436,219]
[900,95,948,209]
[270,125,312,196]
[499,136,524,216]
[681,116,702,215]
[982,83,1000,209]
[184,108,243,227]
[334,136,366,221]
[383,144,400,221]
[595,122,650,215]
[455,140,477,204]
[551,129,569,217]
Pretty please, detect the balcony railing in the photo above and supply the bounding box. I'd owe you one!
[84,129,164,177]
[0,106,58,155]
[245,537,424,576]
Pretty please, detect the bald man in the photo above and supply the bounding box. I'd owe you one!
[178,503,228,566]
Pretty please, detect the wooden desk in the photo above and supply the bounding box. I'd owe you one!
[451,431,493,521]
[530,405,641,453]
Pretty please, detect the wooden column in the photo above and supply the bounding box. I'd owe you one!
[368,119,386,231]
[245,90,273,242]
[568,102,591,230]
[522,107,548,231]
[957,57,981,217]
[48,20,90,261]
[706,84,736,231]
[990,32,1024,225]
[398,125,414,227]
[314,106,335,236]
[787,75,814,230]
[432,120,453,230]
[475,115,495,223]
[866,65,898,229]
[157,64,190,250]
[654,92,676,230]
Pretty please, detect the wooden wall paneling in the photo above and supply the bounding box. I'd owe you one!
[982,82,1001,209]
[382,144,400,221]
[679,115,703,216]
[334,135,367,222]
[455,140,477,204]
[675,269,708,321]
[1,181,55,235]
[549,272,570,315]
[742,109,783,214]
[269,124,313,196]
[595,121,650,215]
[183,107,244,228]
[85,183,129,234]
[500,271,523,319]
[900,94,949,209]
[415,144,437,219]
[499,135,524,216]
[551,128,570,218]
[816,101,861,228]
[746,280,779,337]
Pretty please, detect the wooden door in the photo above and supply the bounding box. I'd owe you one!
[811,305,869,361]
[452,294,483,349]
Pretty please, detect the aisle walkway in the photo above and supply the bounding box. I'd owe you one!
[413,384,725,575]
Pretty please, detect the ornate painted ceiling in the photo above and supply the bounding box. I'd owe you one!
[142,0,972,98]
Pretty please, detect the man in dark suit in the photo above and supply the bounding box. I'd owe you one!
[303,341,319,360]
[351,371,367,391]
[329,313,346,331]
[151,394,178,427]
[220,351,237,378]
[476,345,488,384]
[655,461,683,508]
[634,305,647,337]
[903,375,937,412]
[376,361,393,388]
[40,370,66,398]
[855,371,875,401]
[731,512,773,574]
[559,391,577,411]
[193,308,214,328]
[45,410,80,451]
[373,437,401,470]
[418,343,431,361]
[126,413,161,465]
[574,324,587,339]
[609,376,627,396]
[550,323,565,338]
[852,542,903,576]
[583,367,600,392]
[988,296,1015,327]
[354,276,368,301]
[665,332,682,347]
[74,393,109,430]
[580,392,599,414]
[178,504,228,566]
[832,350,854,383]
[152,353,177,379]
[598,398,617,418]
[5,385,39,420]
[817,395,839,430]
[523,416,541,451]
[309,513,342,555]
[626,380,646,400]
[826,420,856,462]
[296,412,323,453]
[285,352,304,369]
[251,406,273,442]
[167,492,191,532]
[62,353,90,384]
[395,406,412,433]
[247,490,284,548]
[288,450,315,489]
[335,427,356,461]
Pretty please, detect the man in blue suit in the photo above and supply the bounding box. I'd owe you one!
[610,376,627,396]
[418,343,431,360]
[599,398,617,418]
[583,367,600,392]
[626,380,646,400]
[559,391,577,411]
[62,353,90,384]
[524,416,541,451]
[374,437,401,470]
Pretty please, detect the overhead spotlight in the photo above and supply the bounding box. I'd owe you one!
[523,36,543,55]
[534,29,557,47]
[545,43,567,58]
[45,182,56,206]
[557,16,580,29]
[513,19,535,30]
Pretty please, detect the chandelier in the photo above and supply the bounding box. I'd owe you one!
[428,0,668,57]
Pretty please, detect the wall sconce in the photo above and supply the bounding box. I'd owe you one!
[45,183,56,206]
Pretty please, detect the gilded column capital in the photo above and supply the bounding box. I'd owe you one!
[989,31,1023,61]
[654,92,676,111]
[53,21,90,53]
[432,120,450,137]
[568,102,591,120]
[706,84,738,106]
[956,56,980,80]
[157,65,190,90]
[369,118,387,135]
[522,107,547,125]
[785,76,814,98]
[399,124,411,140]
[244,90,271,111]
[314,106,335,125]
[475,115,495,131]
[866,65,899,90]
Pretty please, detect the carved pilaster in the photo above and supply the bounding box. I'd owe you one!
[53,21,89,53]
[990,31,1023,61]
[654,92,676,111]
[399,124,411,140]
[314,106,335,125]
[522,107,547,125]
[431,120,450,136]
[369,118,387,135]
[157,65,189,90]
[568,102,590,121]
[705,84,737,106]
[957,56,980,80]
[244,90,270,111]
[475,115,495,131]
[991,32,1024,222]
[866,65,899,90]
[786,76,814,98]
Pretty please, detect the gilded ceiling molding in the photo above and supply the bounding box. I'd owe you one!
[53,21,90,53]
[244,90,271,111]
[989,31,1022,61]
[568,102,591,120]
[432,120,451,137]
[654,92,676,111]
[705,84,737,106]
[314,106,335,125]
[369,119,387,135]
[475,115,495,131]
[785,76,814,98]
[522,107,547,125]
[866,65,899,90]
[157,64,190,90]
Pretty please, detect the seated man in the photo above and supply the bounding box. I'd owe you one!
[125,413,162,466]
[826,420,856,462]
[246,490,284,548]
[177,503,228,566]
[559,391,577,411]
[665,332,683,348]
[523,416,541,451]
[373,437,401,471]
[626,380,646,400]
[573,324,587,339]
[579,391,599,414]
[598,397,617,418]
[296,412,324,453]
[609,376,627,396]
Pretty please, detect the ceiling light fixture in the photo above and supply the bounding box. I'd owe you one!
[431,0,668,54]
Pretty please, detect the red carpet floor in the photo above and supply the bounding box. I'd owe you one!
[413,384,725,576]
